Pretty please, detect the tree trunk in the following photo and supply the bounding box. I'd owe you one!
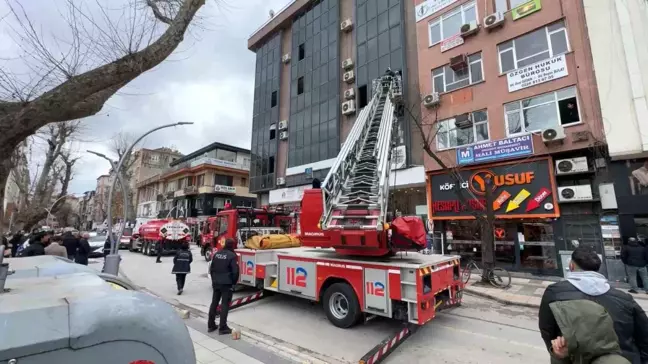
[0,159,10,235]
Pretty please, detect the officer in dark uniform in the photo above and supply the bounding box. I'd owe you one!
[207,238,239,334]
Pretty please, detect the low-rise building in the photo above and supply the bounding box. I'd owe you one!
[136,142,255,220]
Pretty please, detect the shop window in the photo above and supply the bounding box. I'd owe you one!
[520,222,557,270]
[504,86,580,136]
[432,53,483,93]
[498,21,569,73]
[428,1,477,46]
[436,110,489,150]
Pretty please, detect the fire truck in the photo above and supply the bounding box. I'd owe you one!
[199,207,294,261]
[136,219,191,256]
[209,74,463,360]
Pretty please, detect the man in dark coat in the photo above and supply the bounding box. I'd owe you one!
[74,232,92,266]
[61,231,80,261]
[21,232,51,257]
[172,242,193,295]
[539,246,648,363]
[8,232,23,257]
[207,238,239,335]
[621,237,648,293]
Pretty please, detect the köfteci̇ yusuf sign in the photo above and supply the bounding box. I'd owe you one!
[456,135,534,165]
[507,54,568,92]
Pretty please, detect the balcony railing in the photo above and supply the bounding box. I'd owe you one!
[161,157,249,177]
[184,186,198,195]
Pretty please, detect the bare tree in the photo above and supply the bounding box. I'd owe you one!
[11,122,81,230]
[108,131,137,220]
[0,0,206,228]
[400,95,496,280]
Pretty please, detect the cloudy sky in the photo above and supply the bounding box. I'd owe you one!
[0,0,289,194]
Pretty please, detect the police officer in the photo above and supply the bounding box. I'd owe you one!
[207,238,239,334]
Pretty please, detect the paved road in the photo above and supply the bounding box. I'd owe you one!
[106,247,550,364]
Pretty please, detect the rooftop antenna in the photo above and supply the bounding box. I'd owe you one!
[269,9,275,18]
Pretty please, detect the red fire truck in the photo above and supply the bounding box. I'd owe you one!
[208,74,463,353]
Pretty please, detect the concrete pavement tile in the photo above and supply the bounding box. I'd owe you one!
[533,288,545,296]
[200,337,229,352]
[189,328,214,344]
[541,281,554,287]
[527,297,542,307]
[217,347,264,364]
[511,277,531,285]
[194,347,225,363]
[507,285,523,293]
[201,358,232,364]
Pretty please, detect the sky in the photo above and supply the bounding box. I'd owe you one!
[0,0,290,194]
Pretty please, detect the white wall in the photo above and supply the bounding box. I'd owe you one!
[584,0,648,159]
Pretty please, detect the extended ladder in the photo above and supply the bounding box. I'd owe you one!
[320,72,402,231]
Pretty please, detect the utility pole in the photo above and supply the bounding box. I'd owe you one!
[481,176,496,282]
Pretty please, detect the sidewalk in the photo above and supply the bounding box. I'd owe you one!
[463,275,648,311]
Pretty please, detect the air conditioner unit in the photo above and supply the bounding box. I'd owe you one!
[454,113,473,129]
[449,54,468,71]
[542,127,566,143]
[342,100,356,115]
[279,131,289,140]
[343,70,355,83]
[276,177,286,185]
[460,20,479,37]
[556,157,589,175]
[423,92,440,108]
[278,119,288,130]
[342,58,354,70]
[344,88,355,100]
[282,53,291,64]
[340,19,353,32]
[483,12,505,30]
[558,185,593,202]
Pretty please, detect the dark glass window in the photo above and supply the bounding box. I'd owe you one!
[298,77,304,94]
[271,91,277,107]
[299,44,305,60]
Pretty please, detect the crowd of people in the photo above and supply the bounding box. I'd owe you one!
[1,228,92,265]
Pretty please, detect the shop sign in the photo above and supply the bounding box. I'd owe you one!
[511,0,542,21]
[269,184,310,204]
[457,135,534,165]
[507,54,567,92]
[415,0,459,22]
[213,184,236,194]
[429,158,558,219]
[440,34,464,52]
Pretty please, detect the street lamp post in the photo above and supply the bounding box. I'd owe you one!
[87,150,130,245]
[103,122,193,276]
[44,194,80,228]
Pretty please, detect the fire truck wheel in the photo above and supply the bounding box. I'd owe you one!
[323,283,361,328]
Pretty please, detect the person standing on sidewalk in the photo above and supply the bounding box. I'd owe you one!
[539,246,648,363]
[172,242,193,295]
[621,237,648,294]
[156,239,165,263]
[207,238,239,335]
[44,235,68,258]
[74,233,91,266]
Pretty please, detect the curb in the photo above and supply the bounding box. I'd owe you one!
[463,287,541,309]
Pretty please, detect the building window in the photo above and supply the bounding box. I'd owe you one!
[214,174,233,186]
[498,21,569,74]
[432,53,483,93]
[269,156,275,174]
[493,0,529,11]
[215,149,237,162]
[437,110,489,150]
[504,86,581,135]
[298,43,305,60]
[297,77,304,95]
[271,91,278,107]
[358,85,368,108]
[428,1,477,46]
[270,124,276,140]
[197,174,205,186]
[241,177,248,187]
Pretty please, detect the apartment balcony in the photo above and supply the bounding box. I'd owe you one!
[174,189,185,198]
[184,186,199,195]
[165,191,175,200]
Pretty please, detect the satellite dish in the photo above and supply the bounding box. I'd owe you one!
[269,10,275,18]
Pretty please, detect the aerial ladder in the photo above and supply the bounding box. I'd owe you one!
[300,71,425,256]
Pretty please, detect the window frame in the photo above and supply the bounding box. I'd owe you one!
[436,110,490,151]
[428,1,478,47]
[504,86,582,136]
[497,22,570,74]
[432,52,484,94]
